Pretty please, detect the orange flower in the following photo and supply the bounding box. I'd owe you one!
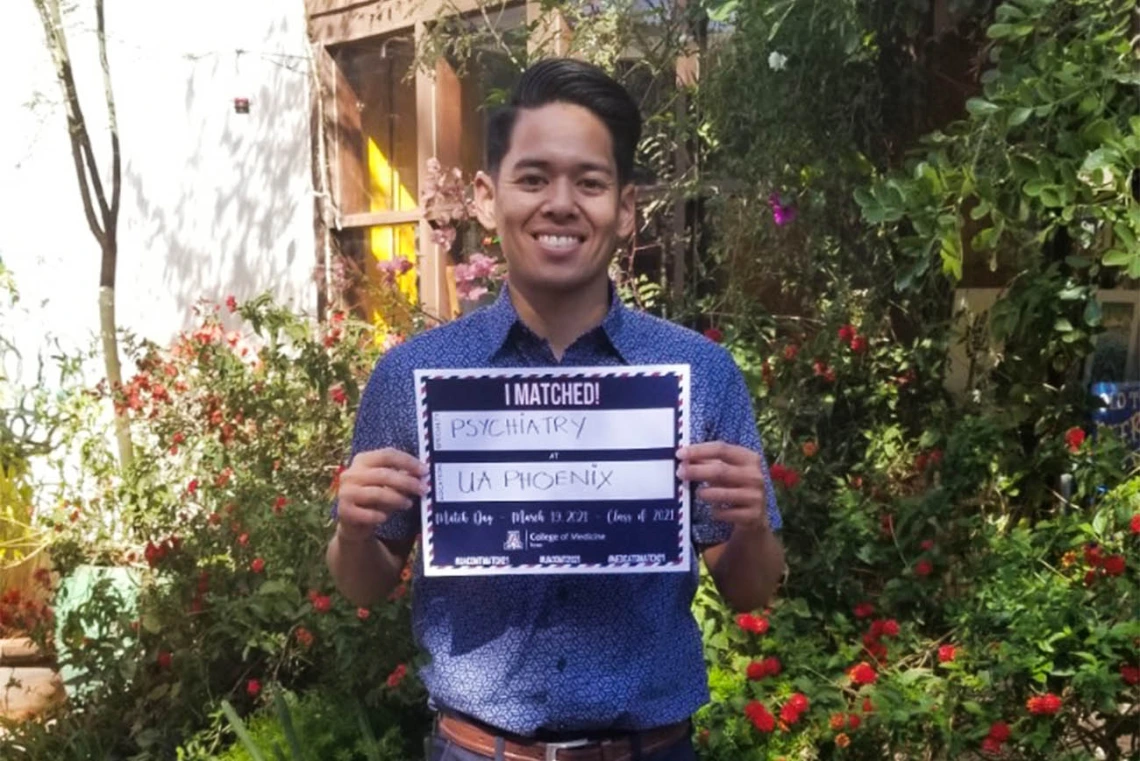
[802,441,819,458]
[835,733,851,748]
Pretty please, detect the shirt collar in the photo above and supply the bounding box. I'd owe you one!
[482,281,634,363]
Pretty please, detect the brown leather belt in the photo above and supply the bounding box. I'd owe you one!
[436,713,691,761]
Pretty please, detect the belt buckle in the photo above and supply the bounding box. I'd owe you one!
[543,737,591,761]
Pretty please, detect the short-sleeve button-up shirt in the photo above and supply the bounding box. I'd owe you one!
[342,285,781,736]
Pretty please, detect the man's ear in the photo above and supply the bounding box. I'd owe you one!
[617,182,637,240]
[472,171,498,232]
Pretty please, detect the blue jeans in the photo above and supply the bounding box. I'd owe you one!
[428,733,697,761]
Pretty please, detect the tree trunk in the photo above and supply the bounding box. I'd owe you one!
[32,0,132,469]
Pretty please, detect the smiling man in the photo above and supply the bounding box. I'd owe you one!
[328,58,785,761]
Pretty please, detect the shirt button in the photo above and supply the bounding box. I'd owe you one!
[557,657,567,672]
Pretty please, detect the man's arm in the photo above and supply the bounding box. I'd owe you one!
[702,526,785,612]
[679,441,785,612]
[327,533,413,608]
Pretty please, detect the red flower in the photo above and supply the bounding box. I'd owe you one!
[847,713,861,729]
[208,512,222,526]
[1131,513,1140,534]
[357,607,371,620]
[769,464,801,489]
[987,721,1011,743]
[273,495,288,515]
[1026,693,1062,715]
[802,440,819,458]
[915,559,933,577]
[313,595,332,613]
[744,701,775,733]
[1102,555,1126,577]
[746,661,767,680]
[853,602,875,619]
[783,344,799,361]
[144,541,167,567]
[849,662,877,686]
[862,698,875,713]
[1084,543,1104,567]
[215,467,233,488]
[330,384,348,405]
[1121,665,1140,685]
[1064,426,1085,453]
[920,539,935,551]
[156,650,172,669]
[250,557,265,573]
[225,295,238,313]
[703,327,724,343]
[981,737,1003,755]
[295,627,314,647]
[938,644,958,663]
[786,693,809,713]
[172,432,186,446]
[760,656,781,676]
[824,367,837,383]
[850,335,868,353]
[736,613,769,634]
[881,619,900,638]
[386,663,408,688]
[779,703,803,724]
[186,478,199,495]
[838,324,856,343]
[1084,569,1099,586]
[246,679,261,697]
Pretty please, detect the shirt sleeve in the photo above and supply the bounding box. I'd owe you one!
[330,350,422,542]
[691,354,782,548]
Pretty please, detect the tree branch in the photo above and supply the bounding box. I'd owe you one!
[96,0,120,228]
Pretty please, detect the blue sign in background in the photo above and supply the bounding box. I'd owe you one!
[1091,381,1140,451]
[419,371,687,574]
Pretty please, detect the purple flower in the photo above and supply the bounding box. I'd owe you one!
[768,192,797,226]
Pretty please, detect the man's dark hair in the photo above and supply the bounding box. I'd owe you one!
[486,58,642,186]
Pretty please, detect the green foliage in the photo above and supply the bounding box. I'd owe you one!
[0,297,427,760]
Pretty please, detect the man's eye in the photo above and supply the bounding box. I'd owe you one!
[518,175,545,188]
[580,178,607,192]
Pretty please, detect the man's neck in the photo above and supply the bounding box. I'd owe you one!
[507,277,611,360]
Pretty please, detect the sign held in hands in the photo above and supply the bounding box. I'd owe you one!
[414,366,691,576]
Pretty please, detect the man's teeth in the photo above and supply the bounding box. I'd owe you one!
[537,235,580,248]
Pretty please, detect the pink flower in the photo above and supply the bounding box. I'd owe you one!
[225,295,238,313]
[768,193,797,226]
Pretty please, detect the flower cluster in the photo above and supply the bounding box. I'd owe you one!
[1025,693,1062,715]
[981,721,1011,755]
[837,324,868,354]
[746,656,782,680]
[736,613,770,634]
[1064,426,1086,453]
[769,464,801,490]
[454,252,503,303]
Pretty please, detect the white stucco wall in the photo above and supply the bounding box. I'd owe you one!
[0,0,315,383]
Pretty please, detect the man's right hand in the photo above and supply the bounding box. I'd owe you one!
[335,448,428,542]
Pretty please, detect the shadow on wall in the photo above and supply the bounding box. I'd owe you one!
[121,11,313,337]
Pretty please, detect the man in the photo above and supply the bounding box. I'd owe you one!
[328,58,784,761]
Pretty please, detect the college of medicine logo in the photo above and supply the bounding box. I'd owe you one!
[503,530,524,551]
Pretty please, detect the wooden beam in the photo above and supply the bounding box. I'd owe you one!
[414,21,448,321]
[525,0,572,58]
[308,0,523,47]
[340,209,422,228]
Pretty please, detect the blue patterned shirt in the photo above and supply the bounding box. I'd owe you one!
[343,285,781,736]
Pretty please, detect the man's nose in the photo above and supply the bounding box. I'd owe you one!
[541,178,578,220]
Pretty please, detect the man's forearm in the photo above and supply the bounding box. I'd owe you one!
[707,525,785,612]
[327,532,406,608]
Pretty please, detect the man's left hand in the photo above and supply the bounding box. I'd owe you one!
[677,442,769,532]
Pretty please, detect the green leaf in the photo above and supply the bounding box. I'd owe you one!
[1102,249,1134,267]
[274,692,306,761]
[1008,107,1032,127]
[1023,179,1047,197]
[1054,318,1074,332]
[966,98,1002,117]
[1039,187,1064,207]
[1065,256,1092,269]
[1083,299,1102,327]
[987,23,1014,38]
[221,700,268,761]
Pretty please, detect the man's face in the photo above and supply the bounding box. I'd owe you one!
[474,102,636,297]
